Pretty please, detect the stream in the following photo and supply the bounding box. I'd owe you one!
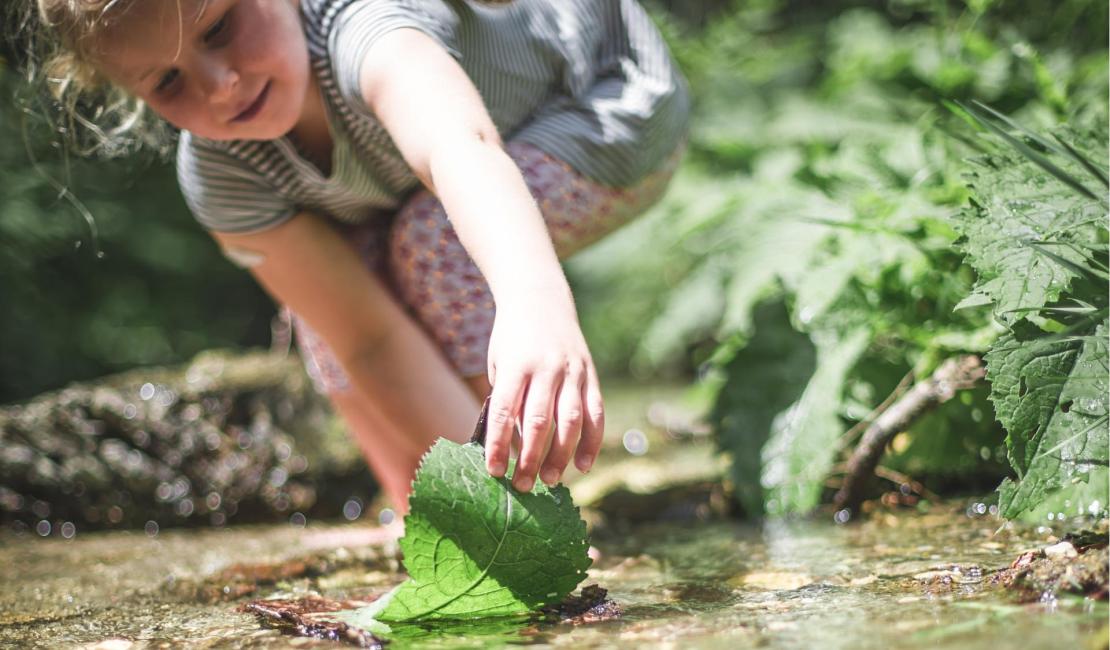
[1,384,1105,649]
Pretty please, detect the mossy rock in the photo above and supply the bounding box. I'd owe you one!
[0,349,375,531]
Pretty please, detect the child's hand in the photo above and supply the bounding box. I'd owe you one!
[483,294,604,492]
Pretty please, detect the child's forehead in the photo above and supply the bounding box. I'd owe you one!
[90,0,214,81]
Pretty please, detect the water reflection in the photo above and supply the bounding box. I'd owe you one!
[0,509,1104,649]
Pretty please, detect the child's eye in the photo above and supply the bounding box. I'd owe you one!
[203,13,231,44]
[155,69,181,94]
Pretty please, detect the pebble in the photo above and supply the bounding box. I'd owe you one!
[1043,541,1078,560]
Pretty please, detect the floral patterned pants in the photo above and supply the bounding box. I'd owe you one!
[290,141,683,394]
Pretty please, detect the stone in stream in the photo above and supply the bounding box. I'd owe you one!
[993,534,1109,601]
[0,349,375,532]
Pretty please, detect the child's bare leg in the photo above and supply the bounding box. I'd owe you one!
[327,391,424,512]
[464,375,492,401]
[291,292,480,513]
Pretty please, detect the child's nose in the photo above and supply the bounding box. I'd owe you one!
[197,59,240,104]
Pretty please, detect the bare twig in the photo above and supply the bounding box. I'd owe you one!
[873,465,943,503]
[470,396,492,446]
[832,355,986,515]
[837,369,916,451]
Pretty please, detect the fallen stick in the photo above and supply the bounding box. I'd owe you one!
[832,355,986,516]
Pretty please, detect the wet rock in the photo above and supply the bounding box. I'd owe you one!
[1010,549,1044,569]
[995,544,1109,601]
[540,584,622,623]
[569,436,730,526]
[78,641,134,650]
[1044,541,1079,560]
[591,481,731,524]
[0,350,376,531]
[241,596,385,648]
[662,581,735,604]
[911,564,985,592]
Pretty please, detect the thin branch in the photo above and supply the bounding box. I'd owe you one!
[832,355,986,515]
[873,465,943,503]
[837,369,916,451]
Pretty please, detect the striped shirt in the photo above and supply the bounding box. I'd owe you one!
[176,0,691,233]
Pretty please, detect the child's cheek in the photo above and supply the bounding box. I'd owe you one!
[149,96,221,139]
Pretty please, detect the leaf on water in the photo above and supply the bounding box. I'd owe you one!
[337,440,591,628]
[987,320,1109,518]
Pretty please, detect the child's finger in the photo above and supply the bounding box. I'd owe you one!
[486,371,525,478]
[513,370,559,492]
[540,369,585,486]
[574,365,604,473]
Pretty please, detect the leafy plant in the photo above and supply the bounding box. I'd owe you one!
[950,103,1108,519]
[0,64,274,405]
[569,1,1106,519]
[337,439,591,629]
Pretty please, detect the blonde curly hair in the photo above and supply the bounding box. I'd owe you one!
[18,0,175,157]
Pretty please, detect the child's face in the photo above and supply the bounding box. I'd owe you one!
[92,0,310,141]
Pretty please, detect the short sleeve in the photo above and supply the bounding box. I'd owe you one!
[329,0,462,114]
[176,132,297,233]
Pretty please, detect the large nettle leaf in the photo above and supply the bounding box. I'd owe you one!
[710,300,819,516]
[987,321,1109,518]
[952,128,1107,324]
[949,116,1109,519]
[337,439,591,629]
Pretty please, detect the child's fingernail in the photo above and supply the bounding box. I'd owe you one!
[576,455,594,473]
[515,477,535,492]
[489,461,506,476]
[541,468,560,485]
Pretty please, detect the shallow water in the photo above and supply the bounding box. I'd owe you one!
[1,384,1105,648]
[2,501,1105,649]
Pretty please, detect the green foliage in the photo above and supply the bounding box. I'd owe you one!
[950,111,1108,519]
[0,64,274,404]
[570,0,1107,517]
[338,440,590,626]
[710,300,816,516]
[988,326,1108,517]
[953,121,1108,323]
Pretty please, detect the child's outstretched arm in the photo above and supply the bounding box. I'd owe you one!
[359,29,605,492]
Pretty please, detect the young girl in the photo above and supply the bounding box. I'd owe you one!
[33,0,689,511]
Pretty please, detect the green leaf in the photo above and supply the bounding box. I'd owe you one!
[958,101,1104,204]
[339,440,591,625]
[761,327,871,515]
[953,142,1106,324]
[987,321,1109,518]
[710,300,818,516]
[637,259,728,368]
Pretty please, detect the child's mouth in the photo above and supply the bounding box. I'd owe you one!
[232,81,272,123]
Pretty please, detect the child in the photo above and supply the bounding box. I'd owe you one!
[32,0,689,511]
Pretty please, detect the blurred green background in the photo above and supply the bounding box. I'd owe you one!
[1,0,1106,520]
